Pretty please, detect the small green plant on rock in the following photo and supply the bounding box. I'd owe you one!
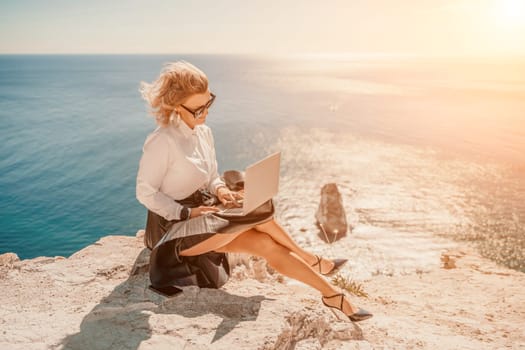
[331,273,369,298]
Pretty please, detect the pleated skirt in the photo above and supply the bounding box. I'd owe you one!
[144,188,274,288]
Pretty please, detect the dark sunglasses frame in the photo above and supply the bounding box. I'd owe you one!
[180,93,216,120]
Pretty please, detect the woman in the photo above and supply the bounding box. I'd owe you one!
[136,60,372,322]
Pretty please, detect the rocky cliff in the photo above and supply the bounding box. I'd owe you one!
[1,230,524,349]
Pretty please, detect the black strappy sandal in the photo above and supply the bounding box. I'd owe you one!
[310,254,348,276]
[321,292,373,322]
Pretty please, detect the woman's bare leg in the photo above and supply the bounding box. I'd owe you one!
[192,228,360,315]
[178,230,246,257]
[178,222,332,272]
[254,219,335,273]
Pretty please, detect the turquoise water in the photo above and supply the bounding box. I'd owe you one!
[1,54,524,271]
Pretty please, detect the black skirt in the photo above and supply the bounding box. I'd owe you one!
[145,188,274,288]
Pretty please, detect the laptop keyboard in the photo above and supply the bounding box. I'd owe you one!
[219,207,243,214]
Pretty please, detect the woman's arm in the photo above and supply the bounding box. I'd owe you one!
[136,132,185,220]
[205,127,227,196]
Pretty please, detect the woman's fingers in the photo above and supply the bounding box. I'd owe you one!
[217,189,244,208]
[187,205,221,218]
[218,192,234,206]
[200,205,219,211]
[196,205,219,216]
[185,188,249,219]
[229,191,243,207]
[226,192,235,199]
[232,191,244,199]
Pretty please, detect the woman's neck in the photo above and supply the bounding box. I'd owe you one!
[182,119,194,130]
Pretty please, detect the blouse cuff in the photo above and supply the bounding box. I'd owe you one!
[171,203,185,221]
[209,177,227,195]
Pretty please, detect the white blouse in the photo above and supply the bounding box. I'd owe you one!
[136,120,226,221]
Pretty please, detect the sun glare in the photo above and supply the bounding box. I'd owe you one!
[496,0,525,27]
[476,0,525,55]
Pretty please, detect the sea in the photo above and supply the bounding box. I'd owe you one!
[1,54,524,275]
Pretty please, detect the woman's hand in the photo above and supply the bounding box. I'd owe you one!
[189,206,220,218]
[217,186,244,208]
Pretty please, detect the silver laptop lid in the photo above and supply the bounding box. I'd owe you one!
[243,151,281,214]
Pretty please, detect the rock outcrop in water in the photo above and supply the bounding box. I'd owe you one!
[315,183,349,242]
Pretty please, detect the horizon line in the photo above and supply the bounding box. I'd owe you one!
[1,52,524,60]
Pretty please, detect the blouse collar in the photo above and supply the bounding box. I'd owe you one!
[172,119,198,139]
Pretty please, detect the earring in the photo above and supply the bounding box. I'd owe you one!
[170,111,181,126]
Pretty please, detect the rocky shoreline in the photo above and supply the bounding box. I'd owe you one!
[1,230,524,349]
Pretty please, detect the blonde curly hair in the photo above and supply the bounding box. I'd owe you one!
[139,60,209,127]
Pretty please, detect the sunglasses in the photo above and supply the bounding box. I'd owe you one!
[180,93,216,120]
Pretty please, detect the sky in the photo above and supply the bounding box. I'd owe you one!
[1,0,524,56]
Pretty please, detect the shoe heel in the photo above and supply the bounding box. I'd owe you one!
[328,307,344,321]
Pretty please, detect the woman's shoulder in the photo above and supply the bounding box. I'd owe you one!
[142,126,172,150]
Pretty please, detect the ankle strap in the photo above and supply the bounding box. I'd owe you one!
[322,292,344,299]
[322,293,345,309]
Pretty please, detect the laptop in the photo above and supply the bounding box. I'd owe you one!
[214,151,281,217]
